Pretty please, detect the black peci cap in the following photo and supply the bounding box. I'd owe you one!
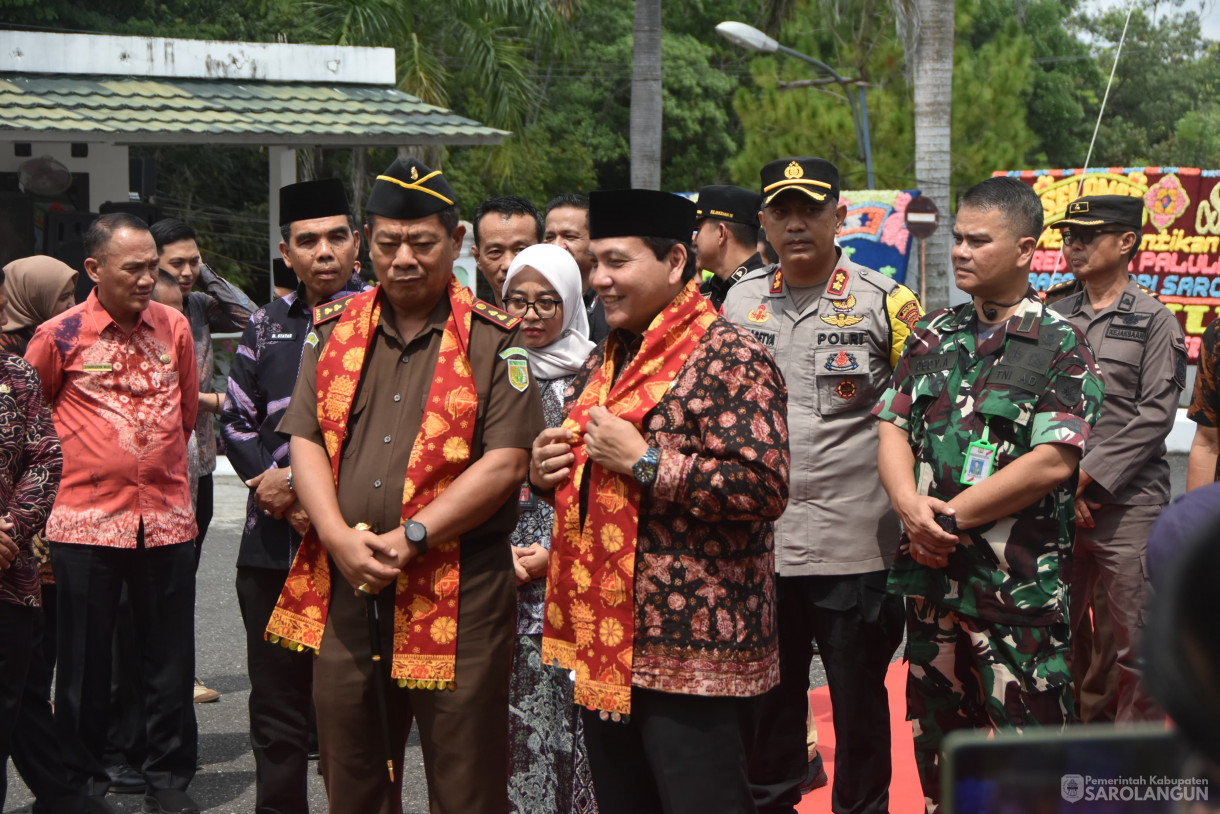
[365,157,458,221]
[696,185,763,227]
[279,178,351,227]
[760,157,840,206]
[1050,195,1145,230]
[588,189,697,244]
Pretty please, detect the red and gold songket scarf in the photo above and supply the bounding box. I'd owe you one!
[542,280,716,717]
[266,276,478,689]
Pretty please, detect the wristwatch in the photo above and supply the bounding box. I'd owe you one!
[632,447,660,485]
[933,513,958,534]
[403,519,429,554]
[285,468,293,492]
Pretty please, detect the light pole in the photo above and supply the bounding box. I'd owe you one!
[716,21,875,189]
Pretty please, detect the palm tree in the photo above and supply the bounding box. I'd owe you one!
[766,0,956,308]
[631,0,663,189]
[899,0,954,308]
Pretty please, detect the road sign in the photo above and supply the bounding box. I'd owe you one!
[905,195,940,239]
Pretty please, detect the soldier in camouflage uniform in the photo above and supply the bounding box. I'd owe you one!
[872,177,1104,813]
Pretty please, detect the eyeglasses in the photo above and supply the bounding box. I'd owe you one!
[503,296,561,319]
[1061,228,1129,247]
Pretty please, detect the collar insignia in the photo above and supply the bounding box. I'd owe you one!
[769,269,784,295]
[826,268,849,297]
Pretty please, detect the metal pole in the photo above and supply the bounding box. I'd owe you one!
[919,237,928,304]
[857,86,875,189]
[776,45,871,182]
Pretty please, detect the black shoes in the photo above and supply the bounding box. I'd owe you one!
[142,788,200,814]
[799,752,829,795]
[104,763,146,795]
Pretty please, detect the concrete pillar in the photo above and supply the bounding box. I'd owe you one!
[268,145,296,301]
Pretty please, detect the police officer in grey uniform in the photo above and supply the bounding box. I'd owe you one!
[723,157,923,814]
[1048,194,1186,723]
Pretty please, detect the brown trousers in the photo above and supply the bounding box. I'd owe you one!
[314,540,516,814]
[1069,501,1164,723]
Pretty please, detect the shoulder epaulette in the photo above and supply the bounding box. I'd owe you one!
[472,299,522,330]
[1041,279,1082,306]
[1136,281,1161,301]
[313,295,356,326]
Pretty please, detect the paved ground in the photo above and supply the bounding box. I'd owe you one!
[3,456,1192,812]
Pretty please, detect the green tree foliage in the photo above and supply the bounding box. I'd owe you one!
[1077,3,1220,168]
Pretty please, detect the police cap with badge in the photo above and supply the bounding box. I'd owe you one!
[1049,195,1144,232]
[760,157,840,206]
[696,185,763,227]
[366,157,459,220]
[279,178,352,227]
[589,189,697,243]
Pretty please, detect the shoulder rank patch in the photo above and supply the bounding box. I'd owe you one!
[313,295,355,326]
[473,300,522,330]
[826,268,849,297]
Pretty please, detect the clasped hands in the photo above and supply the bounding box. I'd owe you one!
[247,468,310,534]
[530,406,649,489]
[328,523,421,596]
[895,493,962,568]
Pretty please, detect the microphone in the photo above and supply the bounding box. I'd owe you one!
[981,299,1022,320]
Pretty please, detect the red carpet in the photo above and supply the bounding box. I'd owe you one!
[797,660,925,813]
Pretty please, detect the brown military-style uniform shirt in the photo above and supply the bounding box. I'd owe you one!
[279,289,544,549]
[1051,278,1186,505]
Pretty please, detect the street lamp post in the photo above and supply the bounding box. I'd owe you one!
[716,21,875,189]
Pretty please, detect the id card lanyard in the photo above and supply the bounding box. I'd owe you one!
[959,420,997,486]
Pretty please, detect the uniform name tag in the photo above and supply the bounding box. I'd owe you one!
[816,331,866,346]
[989,364,1047,393]
[912,352,955,376]
[270,332,295,341]
[82,363,113,373]
[1105,312,1152,342]
[750,329,776,348]
[1001,342,1054,371]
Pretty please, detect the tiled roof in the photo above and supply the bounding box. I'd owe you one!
[0,74,508,146]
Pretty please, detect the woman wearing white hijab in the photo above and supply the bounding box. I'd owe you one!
[500,243,598,814]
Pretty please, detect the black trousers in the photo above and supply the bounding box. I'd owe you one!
[0,602,35,811]
[194,474,213,568]
[236,566,314,814]
[750,573,905,814]
[11,594,85,813]
[582,688,760,814]
[53,539,197,794]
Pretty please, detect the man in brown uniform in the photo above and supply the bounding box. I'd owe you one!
[273,158,543,814]
[1048,194,1186,723]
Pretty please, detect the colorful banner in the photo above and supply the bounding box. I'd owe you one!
[838,189,919,285]
[998,168,1220,361]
